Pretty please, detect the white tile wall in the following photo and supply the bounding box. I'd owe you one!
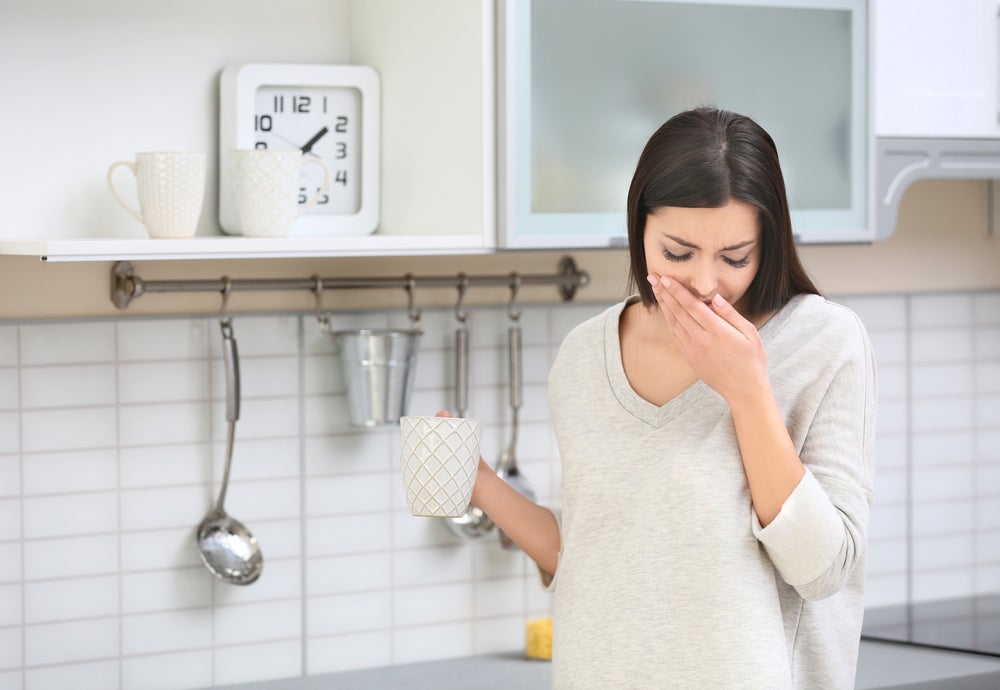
[0,292,996,687]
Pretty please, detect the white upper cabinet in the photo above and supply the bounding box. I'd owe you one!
[875,0,1000,138]
[498,0,871,248]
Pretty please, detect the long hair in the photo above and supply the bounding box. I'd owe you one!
[626,107,819,314]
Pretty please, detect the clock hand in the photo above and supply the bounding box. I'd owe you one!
[265,129,322,158]
[268,130,304,149]
[300,126,329,154]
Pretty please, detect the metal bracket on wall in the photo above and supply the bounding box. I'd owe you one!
[110,257,590,311]
[876,137,1000,239]
[991,181,1000,238]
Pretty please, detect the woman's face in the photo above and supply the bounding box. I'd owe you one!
[643,199,762,315]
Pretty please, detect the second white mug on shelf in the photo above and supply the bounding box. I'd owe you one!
[230,148,331,237]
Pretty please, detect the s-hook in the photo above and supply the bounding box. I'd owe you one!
[454,272,470,324]
[454,273,470,419]
[219,276,233,331]
[507,272,522,322]
[311,275,331,331]
[404,274,422,329]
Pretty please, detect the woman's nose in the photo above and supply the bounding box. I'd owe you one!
[687,263,718,300]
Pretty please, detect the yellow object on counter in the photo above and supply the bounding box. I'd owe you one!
[525,617,553,660]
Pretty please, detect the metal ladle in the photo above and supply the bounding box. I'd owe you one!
[497,274,535,550]
[196,280,263,585]
[446,275,496,538]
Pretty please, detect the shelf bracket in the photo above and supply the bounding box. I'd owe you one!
[112,261,138,310]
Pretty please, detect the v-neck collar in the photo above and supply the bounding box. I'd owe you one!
[604,294,806,427]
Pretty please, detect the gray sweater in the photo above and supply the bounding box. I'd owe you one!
[546,294,877,689]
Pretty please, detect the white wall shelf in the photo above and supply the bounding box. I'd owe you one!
[0,233,491,263]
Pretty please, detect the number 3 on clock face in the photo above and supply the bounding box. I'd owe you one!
[253,86,360,215]
[219,63,380,237]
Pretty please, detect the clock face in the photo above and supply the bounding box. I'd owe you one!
[253,85,362,215]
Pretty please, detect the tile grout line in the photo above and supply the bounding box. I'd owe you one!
[204,315,218,686]
[297,314,308,678]
[904,294,914,636]
[970,294,982,652]
[17,324,25,690]
[114,320,124,690]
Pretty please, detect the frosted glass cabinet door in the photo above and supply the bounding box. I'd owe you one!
[498,0,871,248]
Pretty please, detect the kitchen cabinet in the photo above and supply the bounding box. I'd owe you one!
[874,0,1000,139]
[0,0,494,262]
[871,0,1000,237]
[498,0,871,248]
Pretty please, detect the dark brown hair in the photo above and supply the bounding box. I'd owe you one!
[627,107,819,314]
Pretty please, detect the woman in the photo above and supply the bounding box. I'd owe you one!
[458,107,876,688]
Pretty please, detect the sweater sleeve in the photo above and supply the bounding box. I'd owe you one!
[751,316,877,601]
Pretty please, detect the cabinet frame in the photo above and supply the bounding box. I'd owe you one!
[498,0,873,248]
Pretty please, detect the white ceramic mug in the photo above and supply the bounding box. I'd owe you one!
[230,149,331,237]
[107,151,207,238]
[400,416,483,517]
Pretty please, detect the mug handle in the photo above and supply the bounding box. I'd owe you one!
[299,157,332,213]
[107,160,144,224]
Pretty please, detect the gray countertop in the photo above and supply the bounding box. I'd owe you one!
[205,642,1000,690]
[210,654,549,690]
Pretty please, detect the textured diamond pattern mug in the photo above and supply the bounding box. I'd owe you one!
[400,416,483,517]
[230,148,331,237]
[107,151,207,238]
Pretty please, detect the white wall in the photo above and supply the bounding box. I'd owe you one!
[0,0,353,240]
[846,291,1000,607]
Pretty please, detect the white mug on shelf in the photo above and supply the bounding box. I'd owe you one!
[230,148,331,237]
[107,151,207,238]
[400,415,483,518]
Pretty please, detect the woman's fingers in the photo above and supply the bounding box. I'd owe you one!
[647,274,698,346]
[709,293,754,338]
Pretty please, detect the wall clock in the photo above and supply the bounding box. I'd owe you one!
[219,63,380,236]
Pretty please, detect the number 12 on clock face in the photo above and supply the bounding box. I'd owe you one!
[253,86,362,215]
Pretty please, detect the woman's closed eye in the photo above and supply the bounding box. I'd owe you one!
[724,254,752,268]
[662,248,753,268]
[662,248,692,262]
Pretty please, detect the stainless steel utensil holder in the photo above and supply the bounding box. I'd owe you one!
[110,257,590,310]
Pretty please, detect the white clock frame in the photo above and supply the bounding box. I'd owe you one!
[219,62,381,236]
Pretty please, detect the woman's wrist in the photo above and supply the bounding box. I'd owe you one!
[722,367,773,411]
[470,458,494,507]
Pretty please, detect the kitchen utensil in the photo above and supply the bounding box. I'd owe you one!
[196,308,263,585]
[316,276,422,427]
[400,415,483,517]
[497,279,535,550]
[446,277,496,538]
[329,328,421,426]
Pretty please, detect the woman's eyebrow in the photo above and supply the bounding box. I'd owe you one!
[664,234,757,252]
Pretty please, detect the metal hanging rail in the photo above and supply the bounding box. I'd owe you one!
[110,258,590,310]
